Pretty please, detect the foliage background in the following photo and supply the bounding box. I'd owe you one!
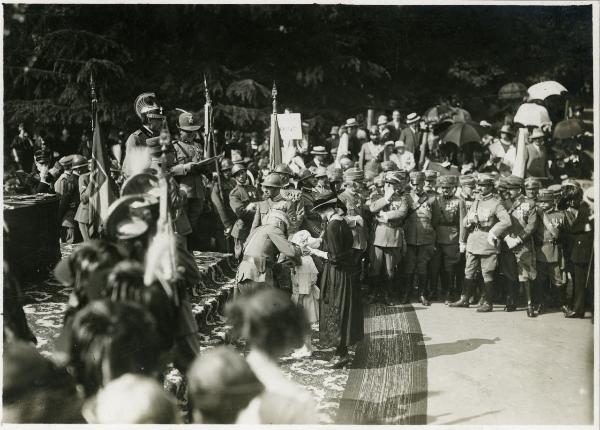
[2,4,593,141]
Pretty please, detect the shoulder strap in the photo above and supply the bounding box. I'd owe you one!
[174,141,191,160]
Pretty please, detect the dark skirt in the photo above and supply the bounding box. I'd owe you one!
[319,262,364,349]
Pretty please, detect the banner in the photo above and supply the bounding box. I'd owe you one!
[276,113,303,141]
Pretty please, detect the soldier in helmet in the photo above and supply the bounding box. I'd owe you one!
[273,163,294,189]
[367,170,409,305]
[499,175,539,317]
[251,173,285,234]
[429,175,465,303]
[229,163,259,260]
[122,92,166,177]
[402,171,441,306]
[450,174,511,312]
[170,110,207,250]
[211,158,236,252]
[524,177,542,200]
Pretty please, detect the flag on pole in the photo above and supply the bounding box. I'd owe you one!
[89,112,118,236]
[269,112,282,171]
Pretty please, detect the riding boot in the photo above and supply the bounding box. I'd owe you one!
[504,277,516,312]
[559,284,570,314]
[477,281,494,312]
[401,274,413,304]
[442,270,454,304]
[366,275,381,304]
[523,281,536,318]
[418,274,431,306]
[449,278,472,307]
[382,278,394,306]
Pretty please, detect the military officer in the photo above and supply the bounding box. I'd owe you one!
[235,205,303,296]
[450,174,511,312]
[211,158,236,252]
[424,170,440,196]
[524,177,542,200]
[122,92,165,177]
[501,175,539,317]
[368,170,409,305]
[54,155,80,243]
[533,188,568,314]
[403,171,441,306]
[423,169,441,296]
[170,110,209,250]
[72,155,92,241]
[430,175,465,304]
[229,163,259,260]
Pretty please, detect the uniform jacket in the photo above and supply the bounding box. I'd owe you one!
[464,193,511,255]
[122,126,153,177]
[564,202,594,265]
[170,140,206,200]
[251,194,304,236]
[338,188,368,250]
[369,191,409,248]
[533,207,566,263]
[458,193,476,244]
[74,172,91,224]
[436,195,466,245]
[403,192,441,246]
[54,173,79,228]
[229,183,259,240]
[236,224,301,284]
[504,194,538,255]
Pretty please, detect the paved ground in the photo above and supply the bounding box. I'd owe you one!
[19,246,595,425]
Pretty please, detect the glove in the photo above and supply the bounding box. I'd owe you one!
[487,231,498,247]
[459,242,466,253]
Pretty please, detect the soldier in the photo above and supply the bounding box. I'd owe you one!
[430,175,465,304]
[501,175,539,317]
[170,110,208,250]
[533,188,568,314]
[251,173,285,233]
[54,155,80,244]
[24,150,56,194]
[368,171,409,305]
[229,163,259,260]
[313,167,331,195]
[403,171,441,306]
[423,170,440,196]
[122,92,165,177]
[211,158,236,253]
[235,205,303,296]
[524,177,542,200]
[457,174,482,304]
[73,155,92,241]
[450,174,511,312]
[273,163,294,188]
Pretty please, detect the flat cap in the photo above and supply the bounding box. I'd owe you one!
[424,170,439,181]
[537,188,555,202]
[505,175,524,189]
[459,174,476,186]
[438,175,458,187]
[343,165,365,182]
[477,173,495,186]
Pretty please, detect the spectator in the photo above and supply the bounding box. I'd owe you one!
[10,123,35,173]
[390,140,416,172]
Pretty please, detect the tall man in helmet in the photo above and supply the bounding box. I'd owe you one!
[450,174,511,312]
[122,92,165,178]
[170,110,207,250]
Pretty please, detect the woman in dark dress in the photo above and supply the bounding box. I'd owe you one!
[309,194,364,368]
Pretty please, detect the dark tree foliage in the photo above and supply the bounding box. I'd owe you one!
[3,4,593,141]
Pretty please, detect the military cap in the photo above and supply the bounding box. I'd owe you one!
[221,158,233,171]
[262,173,283,188]
[438,175,458,187]
[409,171,425,184]
[343,165,365,182]
[497,176,510,190]
[314,166,328,178]
[58,155,74,169]
[504,175,524,189]
[381,161,397,172]
[424,170,439,181]
[327,167,344,182]
[177,110,201,132]
[71,155,89,170]
[297,169,315,182]
[364,160,381,180]
[459,174,476,186]
[477,173,495,186]
[134,92,164,121]
[561,178,581,189]
[274,163,293,176]
[34,149,51,163]
[384,171,404,185]
[524,177,543,189]
[547,184,562,197]
[537,188,555,202]
[231,164,246,176]
[384,140,395,147]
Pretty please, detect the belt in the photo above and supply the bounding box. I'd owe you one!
[474,226,491,232]
[242,255,274,267]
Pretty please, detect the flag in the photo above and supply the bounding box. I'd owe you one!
[269,113,282,171]
[89,112,118,236]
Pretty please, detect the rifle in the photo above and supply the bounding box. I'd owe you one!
[204,75,225,204]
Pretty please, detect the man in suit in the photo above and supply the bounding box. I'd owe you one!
[524,128,550,178]
[398,113,422,166]
[387,109,404,142]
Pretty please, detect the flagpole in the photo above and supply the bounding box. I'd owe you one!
[90,73,97,133]
[204,75,224,203]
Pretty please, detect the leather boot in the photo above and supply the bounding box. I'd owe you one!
[559,285,570,314]
[504,278,516,311]
[418,274,431,306]
[400,274,413,304]
[523,281,536,318]
[449,278,472,307]
[476,281,494,312]
[441,270,453,304]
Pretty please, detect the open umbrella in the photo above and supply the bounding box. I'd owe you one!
[423,105,452,123]
[513,103,552,128]
[498,82,527,100]
[527,81,568,100]
[441,121,483,146]
[553,118,585,140]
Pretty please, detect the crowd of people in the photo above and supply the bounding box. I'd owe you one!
[3,90,595,424]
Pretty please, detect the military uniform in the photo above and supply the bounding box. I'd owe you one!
[451,175,511,311]
[456,175,477,298]
[211,175,236,253]
[54,156,80,244]
[229,182,259,259]
[75,172,92,241]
